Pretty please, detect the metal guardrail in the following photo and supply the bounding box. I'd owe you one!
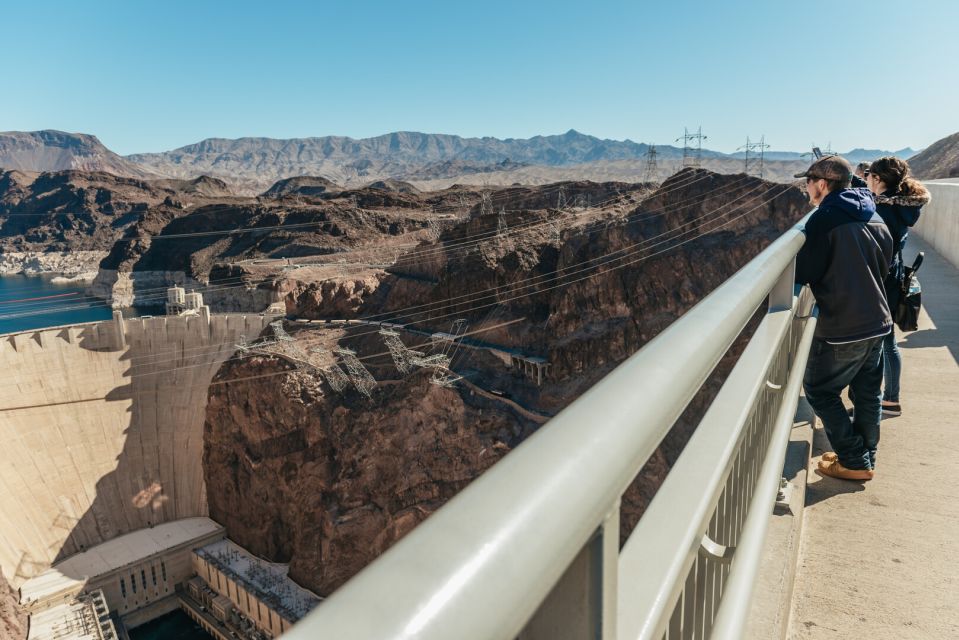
[283,214,817,640]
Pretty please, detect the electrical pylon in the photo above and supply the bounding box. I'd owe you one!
[643,144,658,183]
[676,127,707,168]
[334,347,377,398]
[738,135,771,178]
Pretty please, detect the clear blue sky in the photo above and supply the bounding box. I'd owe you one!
[1,0,955,155]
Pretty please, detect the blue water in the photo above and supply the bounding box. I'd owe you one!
[128,610,212,640]
[0,274,138,335]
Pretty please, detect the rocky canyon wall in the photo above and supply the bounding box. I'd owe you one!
[202,171,811,596]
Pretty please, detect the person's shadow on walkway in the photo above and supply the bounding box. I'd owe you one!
[897,246,958,367]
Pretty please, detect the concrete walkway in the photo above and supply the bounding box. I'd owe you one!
[788,235,959,639]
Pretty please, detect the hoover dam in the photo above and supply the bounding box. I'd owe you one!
[0,301,282,638]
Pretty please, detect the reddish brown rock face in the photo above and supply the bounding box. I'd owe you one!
[204,170,809,595]
[204,359,525,595]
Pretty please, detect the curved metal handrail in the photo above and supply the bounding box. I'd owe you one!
[284,217,811,640]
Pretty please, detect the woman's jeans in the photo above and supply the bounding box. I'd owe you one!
[882,329,901,402]
[804,335,884,471]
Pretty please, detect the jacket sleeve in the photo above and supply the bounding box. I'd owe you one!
[795,219,831,285]
[898,205,921,227]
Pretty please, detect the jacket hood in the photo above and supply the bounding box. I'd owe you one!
[875,183,931,208]
[821,186,877,222]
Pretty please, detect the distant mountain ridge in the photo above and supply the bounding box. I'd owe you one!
[0,130,155,178]
[728,147,917,162]
[126,130,701,189]
[0,129,927,192]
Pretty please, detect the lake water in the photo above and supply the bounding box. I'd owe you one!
[128,609,212,640]
[0,274,139,335]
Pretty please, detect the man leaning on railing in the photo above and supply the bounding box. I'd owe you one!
[794,155,894,481]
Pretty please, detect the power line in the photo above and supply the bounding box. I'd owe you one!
[0,171,729,323]
[0,180,790,395]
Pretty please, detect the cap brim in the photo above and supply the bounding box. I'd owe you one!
[793,171,809,178]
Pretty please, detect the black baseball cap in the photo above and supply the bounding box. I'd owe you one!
[794,155,852,182]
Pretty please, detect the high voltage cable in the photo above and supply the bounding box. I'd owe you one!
[0,182,791,394]
[17,176,775,372]
[66,175,765,367]
[0,171,731,322]
[57,183,794,396]
[1,175,796,378]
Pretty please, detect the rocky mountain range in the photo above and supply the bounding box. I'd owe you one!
[0,129,928,195]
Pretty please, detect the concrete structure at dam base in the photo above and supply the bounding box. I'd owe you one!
[18,518,321,640]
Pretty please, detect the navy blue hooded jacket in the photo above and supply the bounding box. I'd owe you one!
[795,186,894,342]
[874,185,930,307]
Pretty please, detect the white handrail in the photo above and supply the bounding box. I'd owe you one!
[284,218,811,640]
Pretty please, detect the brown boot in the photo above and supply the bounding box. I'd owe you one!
[817,459,874,481]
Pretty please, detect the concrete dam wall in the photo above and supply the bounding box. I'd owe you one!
[0,311,273,587]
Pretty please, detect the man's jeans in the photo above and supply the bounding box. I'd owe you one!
[803,335,884,470]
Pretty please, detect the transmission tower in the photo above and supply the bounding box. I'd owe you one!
[305,348,350,392]
[481,191,493,217]
[738,135,771,178]
[410,320,466,387]
[676,126,707,168]
[425,204,441,241]
[643,144,658,183]
[556,186,568,210]
[334,347,377,398]
[378,328,424,374]
[497,208,514,251]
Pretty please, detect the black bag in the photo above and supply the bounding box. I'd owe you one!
[893,251,923,332]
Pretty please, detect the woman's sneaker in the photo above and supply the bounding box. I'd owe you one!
[882,401,902,416]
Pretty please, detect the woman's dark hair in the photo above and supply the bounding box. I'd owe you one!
[868,156,924,196]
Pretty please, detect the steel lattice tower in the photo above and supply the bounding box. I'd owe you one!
[643,144,658,183]
[738,135,771,178]
[676,127,707,168]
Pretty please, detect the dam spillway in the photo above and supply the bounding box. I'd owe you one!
[0,309,273,589]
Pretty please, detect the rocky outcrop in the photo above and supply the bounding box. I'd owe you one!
[284,274,384,319]
[909,131,959,179]
[0,169,202,255]
[204,356,528,595]
[262,176,341,199]
[0,250,107,276]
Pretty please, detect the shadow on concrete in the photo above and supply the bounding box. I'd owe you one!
[806,472,867,506]
[803,414,867,507]
[898,243,959,368]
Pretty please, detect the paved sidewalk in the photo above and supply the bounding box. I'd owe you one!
[788,235,959,639]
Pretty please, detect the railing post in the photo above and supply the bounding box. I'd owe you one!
[768,259,795,313]
[520,502,620,640]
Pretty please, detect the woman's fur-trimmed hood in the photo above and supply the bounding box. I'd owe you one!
[875,182,931,208]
